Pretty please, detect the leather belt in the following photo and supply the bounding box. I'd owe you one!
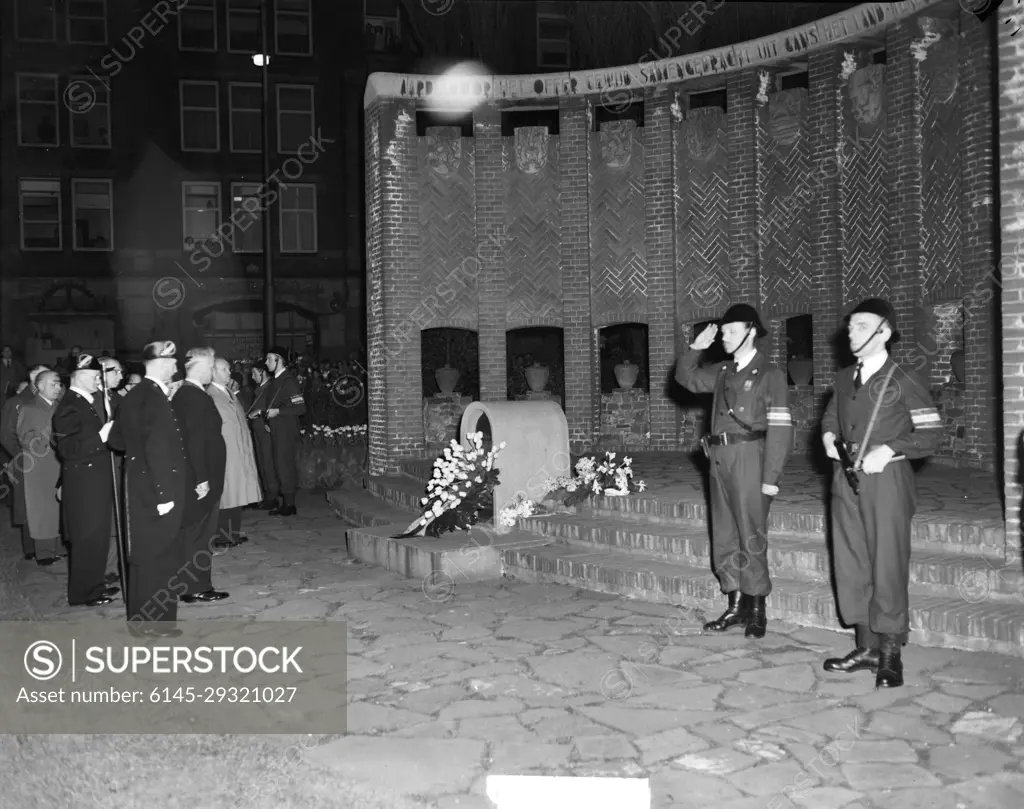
[705,430,766,446]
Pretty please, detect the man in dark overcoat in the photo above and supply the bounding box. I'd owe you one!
[1,365,48,558]
[245,362,276,509]
[171,347,229,604]
[106,341,187,637]
[53,354,119,606]
[261,347,306,516]
[16,370,64,564]
[98,356,125,583]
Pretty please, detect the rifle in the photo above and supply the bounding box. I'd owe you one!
[834,438,860,496]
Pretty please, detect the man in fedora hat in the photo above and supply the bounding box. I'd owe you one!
[260,347,306,516]
[676,303,793,638]
[821,298,941,688]
[52,353,120,606]
[106,340,188,637]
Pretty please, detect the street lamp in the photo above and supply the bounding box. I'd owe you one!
[253,0,274,349]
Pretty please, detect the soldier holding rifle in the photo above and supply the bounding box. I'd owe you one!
[821,298,941,688]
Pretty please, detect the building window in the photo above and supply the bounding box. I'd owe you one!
[19,179,62,251]
[67,0,107,45]
[229,83,262,153]
[15,0,56,41]
[72,179,113,251]
[231,183,263,253]
[182,182,222,251]
[180,81,220,152]
[228,0,261,53]
[17,74,59,147]
[536,1,570,69]
[179,0,216,51]
[276,85,314,154]
[363,0,399,53]
[68,77,111,148]
[279,185,316,253]
[275,0,312,56]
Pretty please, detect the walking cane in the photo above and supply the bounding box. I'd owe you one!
[101,373,128,608]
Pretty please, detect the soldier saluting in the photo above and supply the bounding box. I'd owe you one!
[676,303,793,638]
[821,298,941,688]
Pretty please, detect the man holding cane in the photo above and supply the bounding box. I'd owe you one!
[821,298,941,688]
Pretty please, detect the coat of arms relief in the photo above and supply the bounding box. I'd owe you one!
[426,127,462,175]
[847,65,886,130]
[514,126,549,174]
[917,17,959,104]
[768,89,807,147]
[684,108,723,162]
[600,120,636,169]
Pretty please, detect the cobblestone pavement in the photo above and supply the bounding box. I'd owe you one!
[4,493,1024,809]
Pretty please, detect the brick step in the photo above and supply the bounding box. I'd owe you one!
[325,482,416,529]
[366,475,426,514]
[517,513,1024,603]
[501,542,1024,658]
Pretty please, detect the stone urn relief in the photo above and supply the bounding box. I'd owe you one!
[614,361,640,390]
[789,357,813,386]
[950,349,965,384]
[435,366,460,395]
[525,363,549,392]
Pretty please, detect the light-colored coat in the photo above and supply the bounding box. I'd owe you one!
[16,394,61,539]
[207,383,261,509]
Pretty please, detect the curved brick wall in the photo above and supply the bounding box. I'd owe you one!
[364,0,996,478]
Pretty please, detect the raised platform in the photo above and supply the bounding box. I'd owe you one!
[328,451,1023,657]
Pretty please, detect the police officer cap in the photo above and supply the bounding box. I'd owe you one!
[848,298,900,343]
[719,303,767,338]
[74,353,103,372]
[142,341,177,360]
[266,346,288,360]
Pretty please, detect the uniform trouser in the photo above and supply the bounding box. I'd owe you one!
[67,512,112,605]
[178,506,218,596]
[128,546,182,623]
[269,426,298,503]
[21,525,34,557]
[831,459,915,647]
[106,457,123,576]
[218,506,243,542]
[709,441,772,597]
[252,424,276,500]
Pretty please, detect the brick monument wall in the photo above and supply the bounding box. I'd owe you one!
[364,0,996,475]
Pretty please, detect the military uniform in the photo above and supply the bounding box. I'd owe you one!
[53,375,115,606]
[676,304,793,637]
[246,378,277,507]
[263,349,306,515]
[822,299,941,687]
[106,343,188,626]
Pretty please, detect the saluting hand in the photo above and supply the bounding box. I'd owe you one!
[860,445,895,475]
[157,502,174,516]
[689,324,718,351]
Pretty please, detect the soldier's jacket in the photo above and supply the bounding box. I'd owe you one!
[822,357,941,459]
[676,349,793,487]
[264,370,306,434]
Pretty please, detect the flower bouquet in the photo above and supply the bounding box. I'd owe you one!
[542,452,646,508]
[499,494,536,527]
[297,424,368,490]
[393,432,504,539]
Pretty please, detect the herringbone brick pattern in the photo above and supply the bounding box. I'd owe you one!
[757,99,814,317]
[503,137,563,329]
[590,126,647,323]
[676,108,731,323]
[840,116,890,304]
[419,133,477,327]
[920,64,963,303]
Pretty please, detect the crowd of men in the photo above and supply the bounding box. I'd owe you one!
[0,342,306,637]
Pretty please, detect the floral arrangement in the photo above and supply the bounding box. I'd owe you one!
[499,494,536,528]
[543,452,646,508]
[839,51,857,83]
[755,70,771,106]
[393,432,504,539]
[296,423,368,490]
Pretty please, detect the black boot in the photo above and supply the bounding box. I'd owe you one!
[703,591,750,632]
[745,595,767,638]
[876,636,904,688]
[823,646,880,673]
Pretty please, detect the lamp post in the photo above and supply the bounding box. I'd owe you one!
[255,0,275,349]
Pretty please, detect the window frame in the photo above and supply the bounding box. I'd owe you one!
[71,178,114,252]
[19,178,63,252]
[278,183,317,254]
[228,82,262,154]
[227,0,262,54]
[16,73,60,148]
[274,0,313,57]
[14,0,56,42]
[230,182,263,254]
[67,75,112,149]
[67,0,109,46]
[536,3,570,69]
[180,80,221,153]
[181,180,223,251]
[178,0,218,52]
[275,83,315,155]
